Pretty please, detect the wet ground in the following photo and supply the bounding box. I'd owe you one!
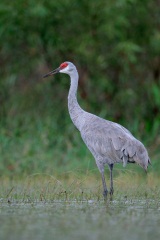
[0,199,160,240]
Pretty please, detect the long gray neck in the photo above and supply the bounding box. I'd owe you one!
[68,70,85,131]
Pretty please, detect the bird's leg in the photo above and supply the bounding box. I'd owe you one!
[101,171,108,199]
[108,164,114,196]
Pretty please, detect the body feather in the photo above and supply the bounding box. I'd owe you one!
[80,113,150,171]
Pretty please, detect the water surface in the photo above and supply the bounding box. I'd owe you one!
[0,200,160,240]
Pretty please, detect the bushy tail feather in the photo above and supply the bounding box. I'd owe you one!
[142,158,151,172]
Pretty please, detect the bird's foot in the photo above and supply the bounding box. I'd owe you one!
[109,188,114,196]
[109,188,114,201]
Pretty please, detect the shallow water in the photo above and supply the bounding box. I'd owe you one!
[0,200,160,240]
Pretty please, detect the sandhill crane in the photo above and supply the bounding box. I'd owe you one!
[43,61,151,198]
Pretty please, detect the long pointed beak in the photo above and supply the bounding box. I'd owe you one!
[43,67,60,78]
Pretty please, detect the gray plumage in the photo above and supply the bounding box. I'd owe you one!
[43,61,151,198]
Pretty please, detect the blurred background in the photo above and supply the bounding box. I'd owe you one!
[0,0,160,178]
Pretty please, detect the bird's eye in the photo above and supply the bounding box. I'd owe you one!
[60,62,68,69]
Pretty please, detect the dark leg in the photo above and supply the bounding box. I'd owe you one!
[108,164,114,195]
[101,171,108,199]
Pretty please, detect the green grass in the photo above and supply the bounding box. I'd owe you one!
[1,170,160,205]
[1,86,160,203]
[1,113,160,205]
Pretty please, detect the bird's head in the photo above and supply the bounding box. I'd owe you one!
[43,61,76,78]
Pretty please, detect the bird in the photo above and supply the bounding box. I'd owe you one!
[43,61,151,198]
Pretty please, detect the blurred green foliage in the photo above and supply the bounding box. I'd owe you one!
[0,0,160,176]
